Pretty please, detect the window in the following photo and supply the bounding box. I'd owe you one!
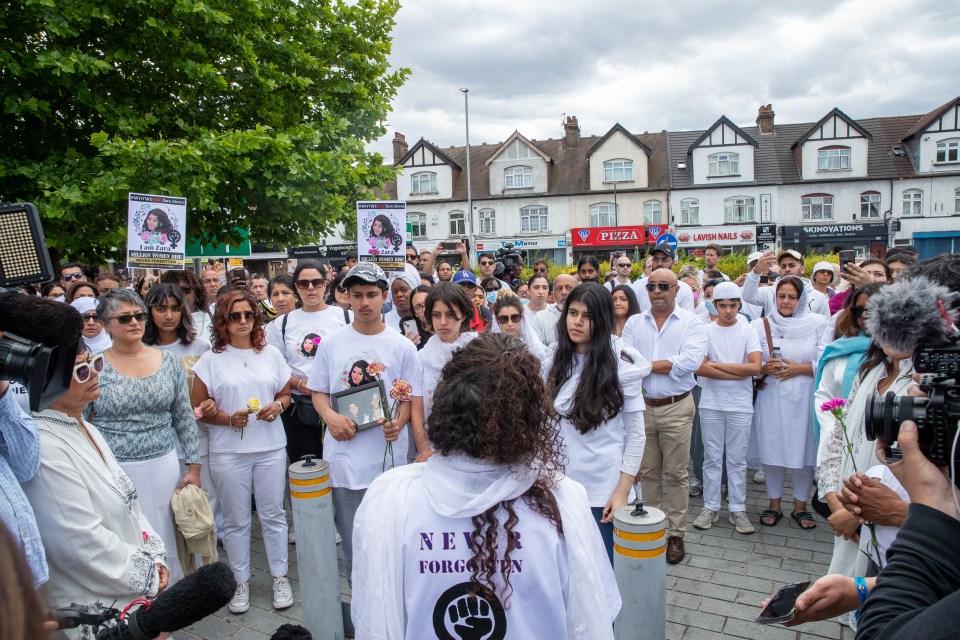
[408,212,426,238]
[802,195,834,221]
[504,166,532,189]
[724,196,756,223]
[818,147,851,171]
[937,139,960,163]
[643,200,662,225]
[448,210,466,236]
[502,139,536,160]
[589,203,617,227]
[520,206,549,232]
[478,208,496,235]
[902,189,923,217]
[603,159,634,182]
[859,192,880,219]
[680,198,699,225]
[955,188,960,214]
[411,171,437,194]
[708,152,739,177]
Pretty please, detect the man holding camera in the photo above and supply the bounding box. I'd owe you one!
[477,251,514,291]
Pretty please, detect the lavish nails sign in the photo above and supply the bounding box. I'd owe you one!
[127,192,186,269]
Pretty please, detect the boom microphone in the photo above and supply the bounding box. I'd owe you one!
[0,289,83,349]
[865,277,959,355]
[100,562,237,639]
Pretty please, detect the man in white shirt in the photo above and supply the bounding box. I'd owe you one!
[531,274,577,346]
[698,244,730,285]
[622,268,707,564]
[742,250,829,317]
[604,254,634,291]
[632,245,696,313]
[477,252,513,291]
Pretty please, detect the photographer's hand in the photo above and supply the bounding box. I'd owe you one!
[879,420,960,521]
[763,574,872,626]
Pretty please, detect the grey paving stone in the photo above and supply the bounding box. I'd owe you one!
[666,604,727,632]
[724,617,798,639]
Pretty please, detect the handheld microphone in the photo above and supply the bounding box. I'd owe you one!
[865,277,959,355]
[99,562,237,639]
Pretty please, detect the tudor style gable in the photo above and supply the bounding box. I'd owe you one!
[485,131,552,195]
[586,123,652,191]
[395,138,461,201]
[901,97,960,174]
[792,108,872,180]
[688,116,759,185]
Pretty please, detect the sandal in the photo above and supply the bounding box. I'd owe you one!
[791,510,817,530]
[760,509,783,527]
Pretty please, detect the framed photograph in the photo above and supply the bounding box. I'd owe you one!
[331,380,388,431]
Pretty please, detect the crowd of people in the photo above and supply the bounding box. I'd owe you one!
[2,240,958,639]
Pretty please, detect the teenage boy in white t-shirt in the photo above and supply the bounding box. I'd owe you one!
[693,282,762,534]
[308,262,417,590]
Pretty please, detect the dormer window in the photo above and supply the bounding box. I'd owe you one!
[603,160,634,182]
[818,147,851,171]
[936,139,960,163]
[708,153,739,177]
[411,171,437,194]
[504,166,533,189]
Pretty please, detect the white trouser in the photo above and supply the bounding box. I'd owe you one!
[209,448,288,583]
[763,464,816,503]
[699,408,753,512]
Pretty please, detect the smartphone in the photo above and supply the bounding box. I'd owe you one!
[839,250,855,271]
[771,347,782,361]
[759,274,770,284]
[440,241,457,251]
[401,319,418,335]
[756,581,810,625]
[228,267,250,282]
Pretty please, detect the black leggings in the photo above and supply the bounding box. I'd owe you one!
[279,402,323,464]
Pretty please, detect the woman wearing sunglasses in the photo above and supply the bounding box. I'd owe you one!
[23,343,171,640]
[70,296,112,354]
[491,292,548,359]
[191,288,294,614]
[88,288,200,587]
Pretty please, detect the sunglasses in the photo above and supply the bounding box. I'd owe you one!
[62,273,85,281]
[406,255,418,261]
[111,312,148,324]
[228,311,256,322]
[82,313,99,322]
[617,263,631,267]
[73,354,105,383]
[497,313,522,325]
[296,278,326,290]
[851,306,868,319]
[645,282,674,292]
[479,261,494,266]
[534,267,547,273]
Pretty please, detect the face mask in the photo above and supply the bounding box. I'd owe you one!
[55,295,66,303]
[520,298,530,305]
[692,290,700,302]
[486,292,497,304]
[704,300,717,316]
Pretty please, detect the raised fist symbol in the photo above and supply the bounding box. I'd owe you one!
[447,595,495,640]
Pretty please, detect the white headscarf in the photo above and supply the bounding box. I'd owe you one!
[766,275,826,337]
[71,297,113,354]
[388,263,421,292]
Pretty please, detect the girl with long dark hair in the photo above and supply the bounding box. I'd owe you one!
[610,284,640,336]
[353,333,620,638]
[545,283,649,561]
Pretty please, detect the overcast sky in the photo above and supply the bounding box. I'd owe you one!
[369,0,960,160]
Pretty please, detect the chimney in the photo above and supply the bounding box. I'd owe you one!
[392,132,408,163]
[756,104,775,135]
[564,116,580,148]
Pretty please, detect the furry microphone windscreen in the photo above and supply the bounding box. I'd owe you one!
[865,276,959,355]
[271,624,314,640]
[0,290,83,349]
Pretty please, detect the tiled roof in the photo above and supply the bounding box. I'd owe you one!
[902,96,960,141]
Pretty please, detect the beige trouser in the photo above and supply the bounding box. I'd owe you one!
[640,394,696,537]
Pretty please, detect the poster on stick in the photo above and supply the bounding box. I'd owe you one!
[356,200,406,272]
[127,193,186,269]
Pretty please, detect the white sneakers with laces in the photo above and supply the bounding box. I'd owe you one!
[729,511,756,535]
[693,507,719,530]
[273,576,294,609]
[228,581,250,614]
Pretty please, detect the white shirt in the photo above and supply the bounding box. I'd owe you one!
[265,307,348,394]
[307,324,417,490]
[531,303,563,346]
[632,277,697,314]
[155,339,212,456]
[193,345,291,454]
[622,306,707,398]
[742,271,830,317]
[412,333,477,423]
[698,316,761,414]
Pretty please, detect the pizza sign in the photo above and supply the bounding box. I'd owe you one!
[571,225,646,247]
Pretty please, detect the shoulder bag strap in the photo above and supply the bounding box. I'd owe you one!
[281,311,289,342]
[762,317,775,359]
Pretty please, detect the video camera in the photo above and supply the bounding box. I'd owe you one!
[494,243,526,289]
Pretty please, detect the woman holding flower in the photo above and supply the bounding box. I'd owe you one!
[191,288,294,614]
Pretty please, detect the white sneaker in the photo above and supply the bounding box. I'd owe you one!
[753,469,765,484]
[693,507,719,530]
[288,524,296,545]
[228,581,250,614]
[729,511,756,535]
[273,576,294,609]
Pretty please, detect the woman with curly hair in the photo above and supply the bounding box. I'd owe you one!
[545,283,650,562]
[353,332,621,639]
[191,288,293,614]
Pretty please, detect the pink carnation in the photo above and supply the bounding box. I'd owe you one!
[193,406,204,420]
[819,398,847,413]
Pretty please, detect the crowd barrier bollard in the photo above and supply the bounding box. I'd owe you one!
[613,502,667,640]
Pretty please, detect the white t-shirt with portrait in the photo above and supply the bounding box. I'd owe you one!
[193,344,291,455]
[698,315,761,414]
[307,324,417,490]
[265,307,348,395]
[155,338,212,456]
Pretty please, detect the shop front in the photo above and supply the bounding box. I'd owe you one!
[674,225,759,256]
[781,223,889,260]
[288,243,355,269]
[475,235,567,266]
[571,225,646,262]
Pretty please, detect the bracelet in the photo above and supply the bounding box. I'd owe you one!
[854,577,869,607]
[297,379,303,393]
[227,413,233,428]
[277,400,285,413]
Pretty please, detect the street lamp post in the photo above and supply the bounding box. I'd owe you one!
[460,88,474,259]
[613,181,619,253]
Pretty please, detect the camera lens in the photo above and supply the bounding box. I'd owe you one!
[865,391,929,442]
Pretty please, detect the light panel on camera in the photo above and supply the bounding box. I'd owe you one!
[0,202,54,287]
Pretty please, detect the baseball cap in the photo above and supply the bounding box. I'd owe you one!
[650,244,676,260]
[776,249,803,263]
[452,269,477,286]
[712,281,741,300]
[747,251,764,265]
[343,262,387,288]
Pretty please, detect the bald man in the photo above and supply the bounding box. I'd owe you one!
[531,273,577,346]
[200,269,222,310]
[623,268,708,564]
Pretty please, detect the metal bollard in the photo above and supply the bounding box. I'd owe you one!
[289,456,344,640]
[613,502,667,640]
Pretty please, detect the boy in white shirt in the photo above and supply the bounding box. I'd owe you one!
[693,282,762,534]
